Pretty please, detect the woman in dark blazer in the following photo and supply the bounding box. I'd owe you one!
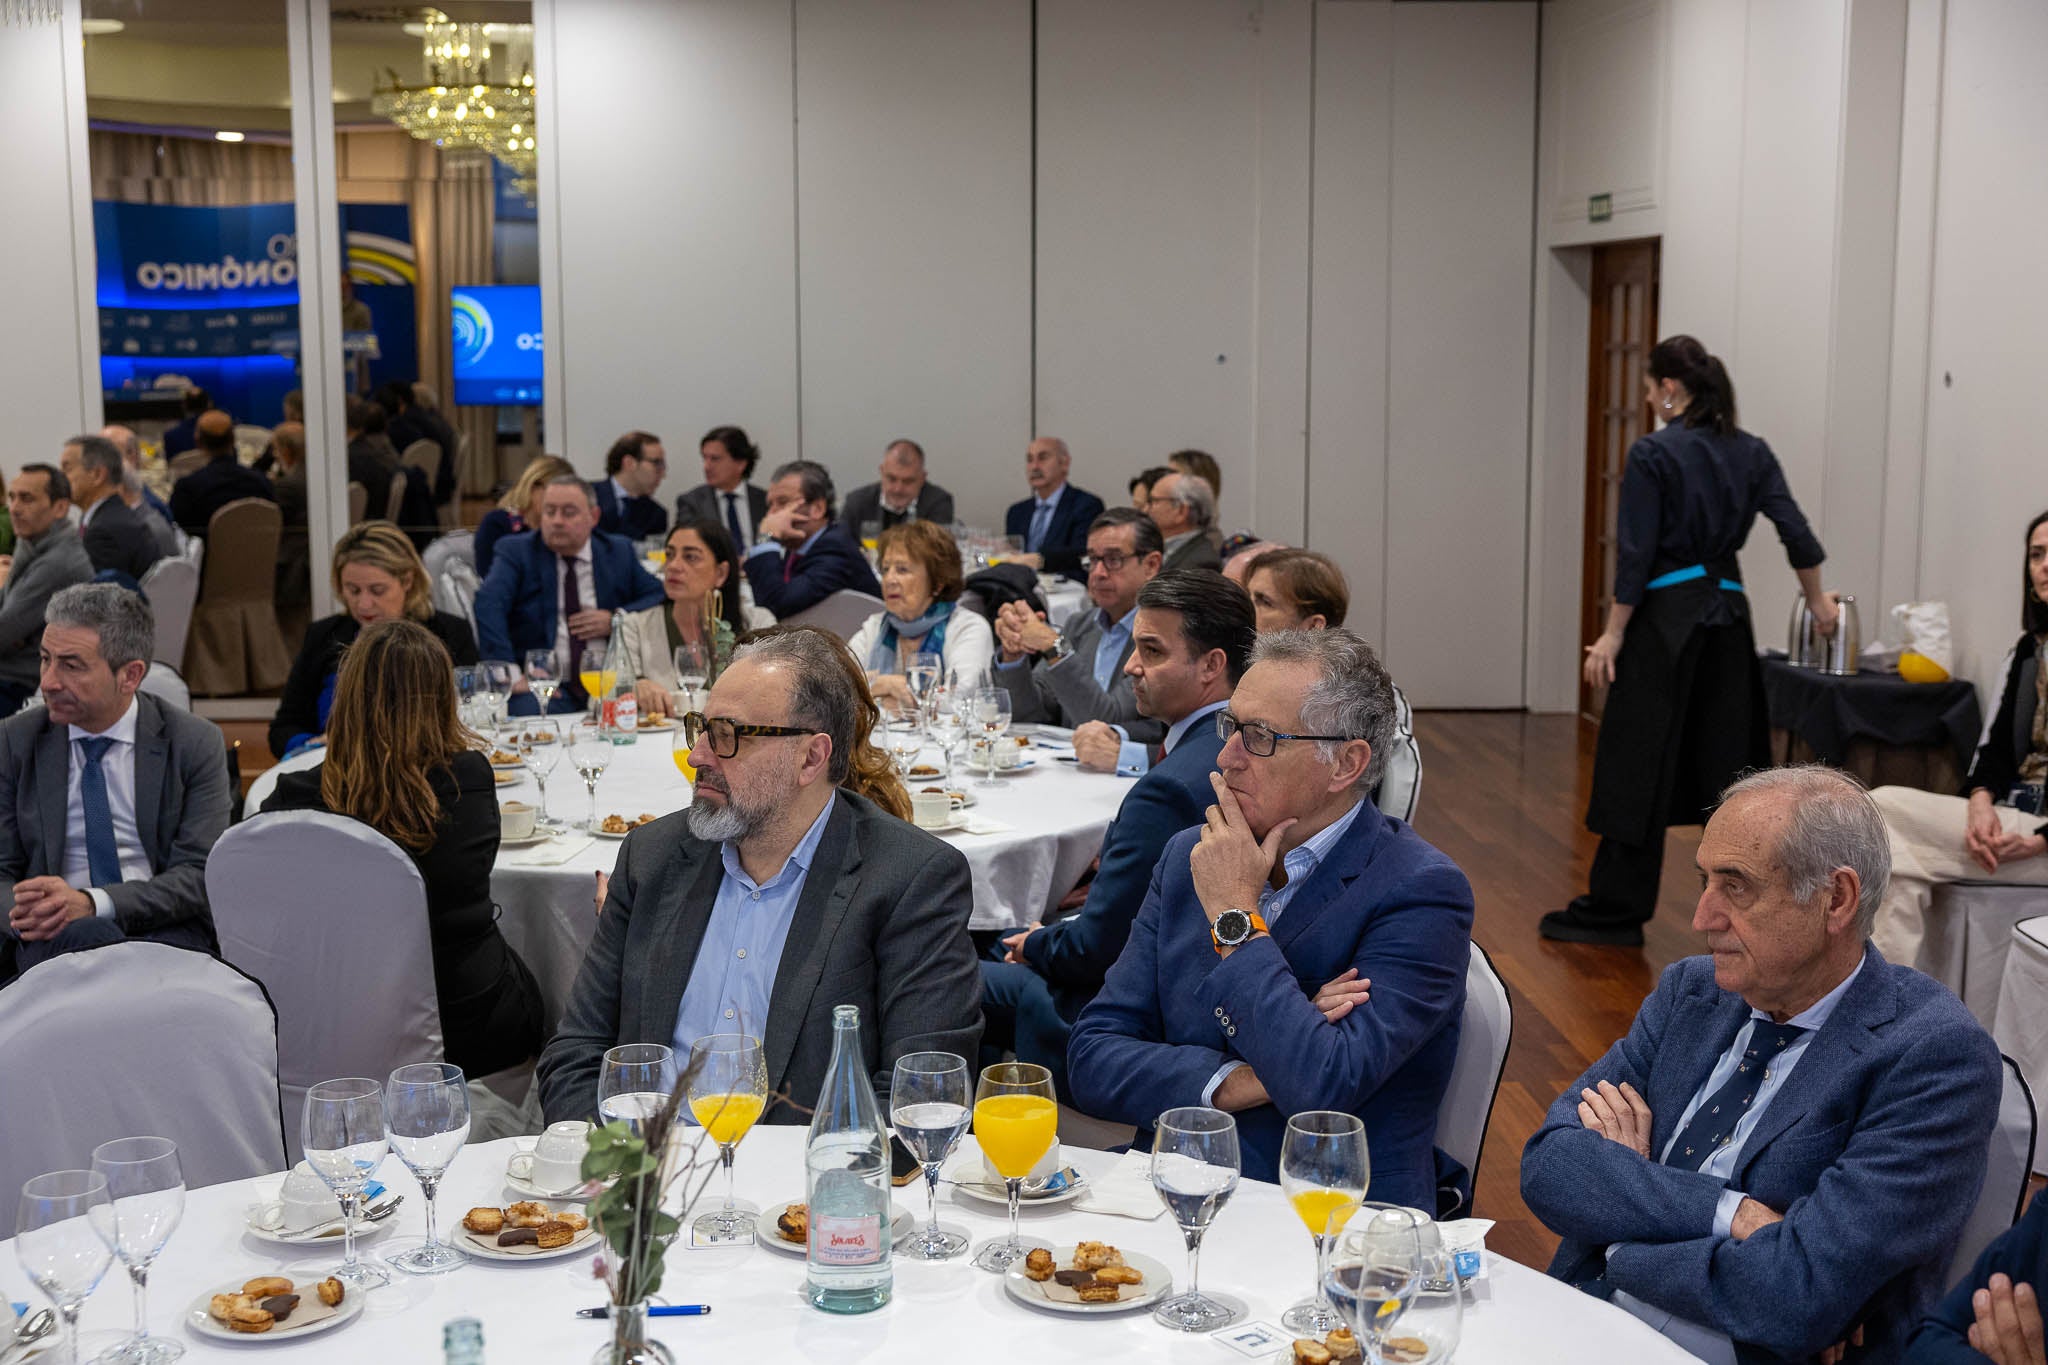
[269,520,477,758]
[262,616,543,1078]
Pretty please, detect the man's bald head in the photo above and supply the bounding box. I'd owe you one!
[195,409,235,457]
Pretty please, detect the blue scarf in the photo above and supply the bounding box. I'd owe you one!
[869,600,954,672]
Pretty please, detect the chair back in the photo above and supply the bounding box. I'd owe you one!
[1435,941,1512,1213]
[1948,1056,2038,1284]
[168,450,207,480]
[782,589,887,643]
[207,810,443,1160]
[1374,683,1423,822]
[232,424,273,464]
[400,438,441,492]
[183,498,289,695]
[347,481,368,524]
[433,556,482,636]
[139,553,199,666]
[385,468,409,523]
[0,942,286,1195]
[139,661,191,710]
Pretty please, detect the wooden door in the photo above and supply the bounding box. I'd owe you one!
[1580,240,1660,720]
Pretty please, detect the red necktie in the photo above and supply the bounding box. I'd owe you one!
[783,549,801,583]
[562,557,586,700]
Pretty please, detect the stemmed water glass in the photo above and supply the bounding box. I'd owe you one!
[889,1053,971,1260]
[518,717,562,829]
[16,1170,114,1365]
[1151,1106,1244,1332]
[970,1061,1057,1273]
[383,1063,472,1276]
[1278,1112,1369,1334]
[674,642,710,714]
[480,659,520,726]
[597,1043,676,1137]
[570,722,611,832]
[88,1137,183,1365]
[686,1035,769,1242]
[882,707,925,781]
[971,685,1011,789]
[1324,1206,1426,1363]
[453,665,487,730]
[301,1077,391,1290]
[924,679,967,785]
[905,651,941,709]
[525,648,562,713]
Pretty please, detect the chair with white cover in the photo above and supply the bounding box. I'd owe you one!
[1435,940,1512,1217]
[422,530,475,579]
[167,450,207,480]
[781,589,887,643]
[139,553,199,667]
[1946,1055,2036,1284]
[1993,916,2048,1172]
[183,498,290,695]
[384,467,409,524]
[347,481,368,524]
[232,424,273,465]
[432,556,482,637]
[400,438,441,504]
[1374,683,1423,822]
[139,661,191,711]
[0,941,287,1198]
[207,810,443,1161]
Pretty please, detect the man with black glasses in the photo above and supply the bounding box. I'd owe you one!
[1067,629,1475,1202]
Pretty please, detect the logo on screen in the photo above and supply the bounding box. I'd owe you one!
[451,291,495,367]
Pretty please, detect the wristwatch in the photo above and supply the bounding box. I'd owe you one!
[1210,908,1269,955]
[1042,630,1073,666]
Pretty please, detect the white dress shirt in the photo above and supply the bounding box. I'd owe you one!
[61,700,152,917]
[554,541,598,667]
[720,489,753,549]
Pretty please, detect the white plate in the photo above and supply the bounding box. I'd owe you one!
[501,1165,590,1201]
[456,1209,599,1263]
[755,1198,916,1257]
[496,830,556,850]
[488,759,526,772]
[912,814,970,835]
[906,786,976,810]
[635,718,678,732]
[240,1210,393,1246]
[950,1171,1088,1208]
[493,771,524,786]
[184,1278,364,1342]
[1002,1245,1173,1315]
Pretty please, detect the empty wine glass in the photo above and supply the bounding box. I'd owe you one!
[674,642,710,713]
[970,1061,1057,1273]
[518,716,562,828]
[971,685,1011,789]
[383,1063,472,1275]
[1325,1206,1426,1363]
[924,682,966,786]
[905,651,941,709]
[301,1077,391,1290]
[88,1137,183,1365]
[1150,1106,1243,1332]
[597,1043,675,1137]
[17,1170,114,1365]
[525,648,562,713]
[686,1035,769,1242]
[480,659,520,726]
[1279,1111,1369,1334]
[890,1053,971,1260]
[570,722,612,832]
[882,708,925,781]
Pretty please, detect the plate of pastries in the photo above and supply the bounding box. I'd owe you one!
[185,1273,355,1340]
[458,1200,599,1261]
[1003,1241,1171,1314]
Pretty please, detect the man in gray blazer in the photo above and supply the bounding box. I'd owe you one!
[0,584,230,985]
[539,628,982,1123]
[0,465,94,717]
[839,439,957,534]
[1145,470,1223,575]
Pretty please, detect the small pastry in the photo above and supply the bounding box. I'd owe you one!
[315,1278,345,1307]
[776,1203,809,1243]
[208,1293,247,1322]
[1323,1327,1362,1361]
[1292,1342,1334,1365]
[462,1206,504,1234]
[1377,1338,1427,1364]
[553,1210,589,1232]
[1072,1241,1124,1270]
[1022,1247,1056,1282]
[1051,1269,1095,1288]
[496,1227,540,1247]
[259,1294,300,1322]
[504,1200,550,1227]
[535,1220,575,1249]
[1095,1264,1144,1285]
[241,1276,294,1298]
[1074,1281,1123,1304]
[226,1305,275,1333]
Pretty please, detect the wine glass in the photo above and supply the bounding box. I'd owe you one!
[16,1170,115,1365]
[569,722,611,832]
[1150,1106,1243,1332]
[686,1035,769,1242]
[383,1063,472,1275]
[480,659,520,726]
[597,1043,675,1137]
[88,1137,183,1365]
[971,685,1011,789]
[970,1061,1057,1273]
[578,640,614,719]
[300,1077,391,1289]
[882,707,925,781]
[924,680,967,786]
[1325,1206,1426,1363]
[518,716,562,829]
[1278,1111,1369,1334]
[890,1053,971,1260]
[525,648,562,713]
[673,642,710,713]
[905,651,941,709]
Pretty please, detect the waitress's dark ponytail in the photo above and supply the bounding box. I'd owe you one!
[1648,334,1739,436]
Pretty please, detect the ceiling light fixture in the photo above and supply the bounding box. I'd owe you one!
[373,9,537,198]
[214,130,246,142]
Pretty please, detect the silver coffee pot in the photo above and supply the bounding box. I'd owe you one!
[1788,593,1860,674]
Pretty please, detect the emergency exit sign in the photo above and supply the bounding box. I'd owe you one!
[1589,193,1613,223]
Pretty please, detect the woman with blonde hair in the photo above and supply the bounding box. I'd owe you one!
[263,617,543,1077]
[269,520,476,757]
[474,453,576,577]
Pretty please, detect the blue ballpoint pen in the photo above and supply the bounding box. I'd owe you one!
[575,1305,711,1319]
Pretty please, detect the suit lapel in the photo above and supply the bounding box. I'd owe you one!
[763,800,859,1096]
[536,541,560,646]
[130,696,166,859]
[35,717,69,870]
[1651,988,1751,1157]
[637,845,727,1044]
[1730,946,1891,1181]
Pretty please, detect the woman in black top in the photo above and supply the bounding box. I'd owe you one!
[1544,336,1840,945]
[262,617,543,1077]
[269,520,477,758]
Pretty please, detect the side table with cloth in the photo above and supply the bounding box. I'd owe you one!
[1760,652,1981,792]
[1994,915,2048,1172]
[0,1130,1702,1365]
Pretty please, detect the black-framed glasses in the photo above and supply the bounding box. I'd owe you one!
[1215,711,1357,759]
[681,711,821,758]
[1080,551,1133,573]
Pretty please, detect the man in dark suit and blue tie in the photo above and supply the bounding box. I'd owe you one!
[1067,629,1474,1206]
[474,475,663,713]
[982,570,1254,1100]
[593,430,671,542]
[743,460,881,620]
[1005,437,1105,578]
[1522,765,2004,1364]
[673,425,768,552]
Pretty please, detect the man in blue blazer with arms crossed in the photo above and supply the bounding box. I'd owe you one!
[1067,629,1474,1207]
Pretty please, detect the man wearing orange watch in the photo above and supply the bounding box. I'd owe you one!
[1067,628,1475,1203]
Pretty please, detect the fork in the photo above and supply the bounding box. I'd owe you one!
[273,1195,405,1240]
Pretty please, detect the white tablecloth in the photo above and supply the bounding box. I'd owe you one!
[0,1131,1694,1364]
[1041,578,1088,626]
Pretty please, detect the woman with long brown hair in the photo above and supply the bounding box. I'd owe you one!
[262,617,543,1077]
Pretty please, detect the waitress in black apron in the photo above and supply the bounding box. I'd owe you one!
[1542,335,1839,946]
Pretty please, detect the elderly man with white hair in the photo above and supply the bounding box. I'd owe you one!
[1144,469,1222,574]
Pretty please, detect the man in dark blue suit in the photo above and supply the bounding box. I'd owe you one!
[1005,437,1105,578]
[1522,765,2003,1365]
[474,475,663,713]
[594,430,671,542]
[1909,1191,2048,1363]
[1067,629,1473,1205]
[743,460,881,620]
[983,570,1253,1100]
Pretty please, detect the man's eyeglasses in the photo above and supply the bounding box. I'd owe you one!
[681,711,821,758]
[1215,711,1358,759]
[1080,552,1133,573]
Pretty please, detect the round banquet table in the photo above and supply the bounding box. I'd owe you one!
[244,732,1128,1029]
[0,1131,1695,1364]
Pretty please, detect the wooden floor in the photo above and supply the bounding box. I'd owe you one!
[1406,711,1710,1270]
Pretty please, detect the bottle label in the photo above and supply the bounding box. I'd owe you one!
[810,1213,884,1266]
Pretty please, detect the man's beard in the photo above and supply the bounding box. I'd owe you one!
[685,770,779,843]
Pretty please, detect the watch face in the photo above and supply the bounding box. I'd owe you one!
[1215,909,1251,945]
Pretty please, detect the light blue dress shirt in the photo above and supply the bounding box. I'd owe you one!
[1025,484,1066,552]
[670,795,837,1055]
[746,524,827,562]
[1609,955,1868,1363]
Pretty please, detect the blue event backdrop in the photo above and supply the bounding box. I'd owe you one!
[94,200,418,425]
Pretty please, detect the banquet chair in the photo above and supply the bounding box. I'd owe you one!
[167,450,207,480]
[432,556,482,637]
[1373,683,1423,822]
[139,553,199,667]
[232,424,273,465]
[183,498,290,696]
[782,589,886,643]
[1434,941,1512,1217]
[1946,1056,2036,1284]
[384,467,409,524]
[139,661,192,711]
[400,438,441,504]
[347,481,368,524]
[207,810,443,1160]
[1993,916,2048,1172]
[0,941,287,1197]
[241,751,314,817]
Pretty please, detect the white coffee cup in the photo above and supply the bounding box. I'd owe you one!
[254,1161,345,1232]
[500,800,537,841]
[506,1119,591,1194]
[993,738,1023,769]
[911,790,964,830]
[984,1141,1061,1189]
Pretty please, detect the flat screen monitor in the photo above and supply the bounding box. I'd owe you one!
[451,284,542,405]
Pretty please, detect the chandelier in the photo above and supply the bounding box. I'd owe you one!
[372,13,536,190]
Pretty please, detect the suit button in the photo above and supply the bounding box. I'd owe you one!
[1225,1026,1236,1037]
[1214,1007,1224,1018]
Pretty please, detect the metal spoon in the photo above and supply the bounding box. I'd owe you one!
[274,1195,405,1240]
[1,1308,57,1363]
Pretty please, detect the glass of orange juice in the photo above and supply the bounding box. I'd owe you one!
[672,724,696,784]
[687,1033,769,1241]
[577,640,616,719]
[970,1061,1057,1272]
[1278,1110,1369,1333]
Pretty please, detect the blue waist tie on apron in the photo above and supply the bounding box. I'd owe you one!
[1646,564,1743,592]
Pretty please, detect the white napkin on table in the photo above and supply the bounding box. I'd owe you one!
[508,834,595,866]
[1073,1150,1166,1221]
[959,815,1013,836]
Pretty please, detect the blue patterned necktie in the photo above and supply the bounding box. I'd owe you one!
[725,491,746,550]
[1665,1019,1808,1171]
[1028,500,1053,553]
[78,736,124,887]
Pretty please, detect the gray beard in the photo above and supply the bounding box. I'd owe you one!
[686,795,752,843]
